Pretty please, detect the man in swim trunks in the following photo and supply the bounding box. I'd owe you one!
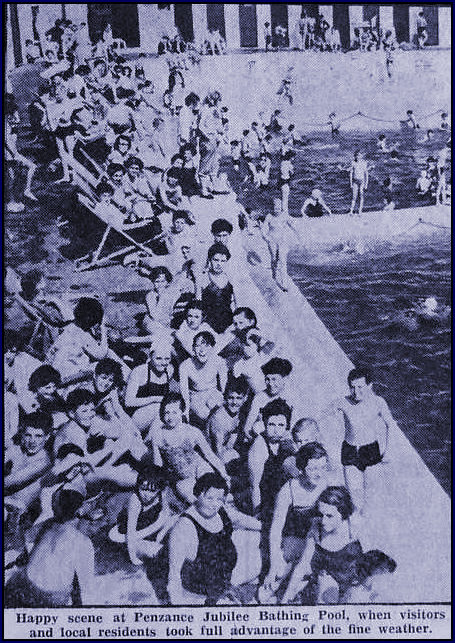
[348,151,369,216]
[329,368,395,514]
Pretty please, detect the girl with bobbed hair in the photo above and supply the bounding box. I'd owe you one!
[109,464,177,565]
[199,243,236,335]
[263,441,335,594]
[281,485,363,605]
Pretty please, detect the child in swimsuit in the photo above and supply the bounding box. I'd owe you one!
[179,331,227,426]
[149,393,228,503]
[109,465,177,565]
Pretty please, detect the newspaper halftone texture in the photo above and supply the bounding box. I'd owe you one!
[4,3,451,639]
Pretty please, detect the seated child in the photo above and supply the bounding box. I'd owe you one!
[179,331,227,426]
[281,417,325,478]
[232,329,271,394]
[165,211,195,256]
[109,464,178,565]
[91,358,147,461]
[206,376,249,463]
[48,298,111,384]
[51,388,138,496]
[147,393,228,503]
[174,300,217,360]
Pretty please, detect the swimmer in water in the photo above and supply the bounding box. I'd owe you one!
[414,297,450,322]
[377,134,399,153]
[418,129,435,145]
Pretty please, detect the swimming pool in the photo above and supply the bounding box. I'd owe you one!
[224,127,450,217]
[289,233,451,494]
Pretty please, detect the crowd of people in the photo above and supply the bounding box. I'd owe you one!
[3,14,450,610]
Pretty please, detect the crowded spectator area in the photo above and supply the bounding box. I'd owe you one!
[4,10,450,608]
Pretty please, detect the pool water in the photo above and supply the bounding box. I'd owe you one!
[289,234,451,495]
[223,128,450,217]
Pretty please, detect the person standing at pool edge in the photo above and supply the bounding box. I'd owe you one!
[349,151,369,216]
[326,368,395,515]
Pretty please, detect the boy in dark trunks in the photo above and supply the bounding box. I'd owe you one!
[328,368,395,514]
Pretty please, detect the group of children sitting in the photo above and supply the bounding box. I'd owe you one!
[5,206,399,605]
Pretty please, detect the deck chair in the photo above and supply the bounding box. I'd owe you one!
[63,149,166,271]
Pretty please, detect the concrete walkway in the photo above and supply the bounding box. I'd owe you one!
[239,205,450,603]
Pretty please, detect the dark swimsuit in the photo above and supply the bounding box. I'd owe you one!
[201,279,234,334]
[260,438,294,525]
[341,440,382,472]
[116,497,162,541]
[283,482,317,538]
[181,507,237,603]
[297,538,363,604]
[136,362,170,399]
[306,201,324,218]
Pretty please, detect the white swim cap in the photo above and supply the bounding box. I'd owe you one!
[311,189,322,199]
[424,297,438,312]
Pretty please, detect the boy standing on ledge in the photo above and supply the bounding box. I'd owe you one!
[328,368,394,514]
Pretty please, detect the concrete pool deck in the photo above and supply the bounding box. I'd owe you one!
[290,204,451,250]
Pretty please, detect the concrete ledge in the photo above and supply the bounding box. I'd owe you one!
[290,205,451,249]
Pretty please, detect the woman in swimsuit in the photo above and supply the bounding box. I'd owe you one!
[167,472,261,605]
[282,486,363,605]
[262,443,333,594]
[124,337,174,435]
[179,331,227,426]
[200,243,236,334]
[109,465,177,565]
